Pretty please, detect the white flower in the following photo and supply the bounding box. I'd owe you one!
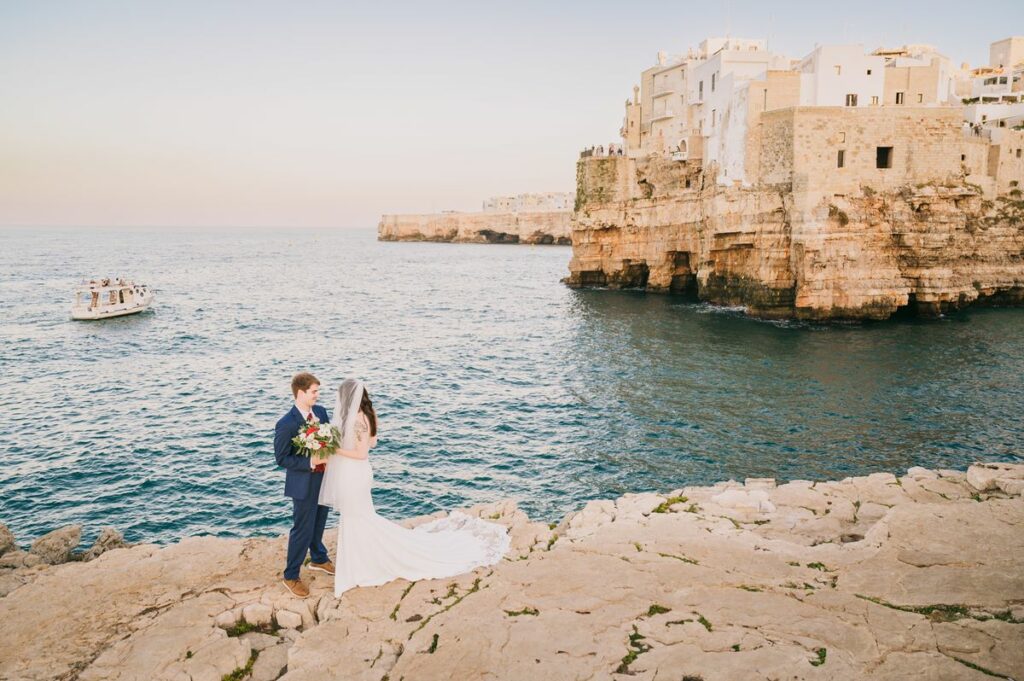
[311,440,323,450]
[318,424,332,437]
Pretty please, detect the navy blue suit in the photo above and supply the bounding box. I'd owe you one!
[275,404,331,580]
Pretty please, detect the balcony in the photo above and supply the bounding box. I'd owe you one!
[651,110,676,122]
[652,88,676,99]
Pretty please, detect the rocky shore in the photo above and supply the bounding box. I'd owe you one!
[1,462,1022,681]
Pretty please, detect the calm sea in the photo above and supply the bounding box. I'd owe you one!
[1,227,1022,546]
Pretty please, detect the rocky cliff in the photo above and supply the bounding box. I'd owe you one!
[2,463,1023,681]
[566,111,1024,321]
[378,211,572,245]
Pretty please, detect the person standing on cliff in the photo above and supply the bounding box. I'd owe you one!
[275,372,335,597]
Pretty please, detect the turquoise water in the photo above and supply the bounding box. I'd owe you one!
[1,227,1022,546]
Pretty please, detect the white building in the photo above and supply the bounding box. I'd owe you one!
[798,44,885,107]
[613,35,1023,191]
[629,37,791,162]
[965,102,1024,128]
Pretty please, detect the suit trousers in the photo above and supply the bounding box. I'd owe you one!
[283,472,330,580]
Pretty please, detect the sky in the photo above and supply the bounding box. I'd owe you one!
[1,1,1021,228]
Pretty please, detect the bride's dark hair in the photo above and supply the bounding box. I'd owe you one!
[360,388,378,436]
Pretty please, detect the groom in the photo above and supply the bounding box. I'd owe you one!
[275,372,335,598]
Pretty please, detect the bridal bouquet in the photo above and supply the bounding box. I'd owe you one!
[292,416,341,458]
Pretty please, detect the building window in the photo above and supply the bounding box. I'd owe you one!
[876,146,893,169]
[837,150,846,168]
[896,92,905,104]
[711,73,716,92]
[839,131,846,143]
[845,94,858,106]
[871,95,879,105]
[711,109,716,126]
[1017,149,1022,158]
[699,81,703,101]
[834,65,842,75]
[867,69,872,75]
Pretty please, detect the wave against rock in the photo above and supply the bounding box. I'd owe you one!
[1,463,1022,680]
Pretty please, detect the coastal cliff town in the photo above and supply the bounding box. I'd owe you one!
[567,37,1024,320]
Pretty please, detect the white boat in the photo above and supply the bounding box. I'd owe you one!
[71,278,154,320]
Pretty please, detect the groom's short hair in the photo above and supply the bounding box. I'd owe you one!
[291,372,320,397]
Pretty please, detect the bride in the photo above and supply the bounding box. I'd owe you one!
[319,378,510,596]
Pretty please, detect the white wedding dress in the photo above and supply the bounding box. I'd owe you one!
[319,380,510,597]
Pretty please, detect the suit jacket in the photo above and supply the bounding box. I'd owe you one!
[275,404,331,500]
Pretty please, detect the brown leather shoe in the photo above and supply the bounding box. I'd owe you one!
[282,578,310,598]
[308,560,336,576]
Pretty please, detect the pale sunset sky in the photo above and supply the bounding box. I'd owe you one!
[1,1,1021,228]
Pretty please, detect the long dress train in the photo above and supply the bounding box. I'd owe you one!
[329,457,509,596]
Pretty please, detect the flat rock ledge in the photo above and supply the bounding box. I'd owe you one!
[1,463,1022,681]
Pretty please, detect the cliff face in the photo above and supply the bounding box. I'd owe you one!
[378,211,572,245]
[567,154,1024,320]
[569,108,1024,319]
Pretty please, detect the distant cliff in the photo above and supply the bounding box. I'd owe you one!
[379,211,571,245]
[566,108,1024,321]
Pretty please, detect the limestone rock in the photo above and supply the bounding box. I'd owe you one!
[378,210,571,246]
[566,150,1024,321]
[214,609,240,629]
[906,466,938,480]
[275,609,303,630]
[0,523,15,557]
[561,499,615,539]
[744,477,776,490]
[1,465,1022,681]
[242,603,274,627]
[83,528,128,561]
[710,488,776,514]
[278,628,300,643]
[250,642,289,681]
[967,463,1004,491]
[0,549,42,570]
[29,525,81,564]
[614,492,666,518]
[997,478,1024,496]
[240,632,280,652]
